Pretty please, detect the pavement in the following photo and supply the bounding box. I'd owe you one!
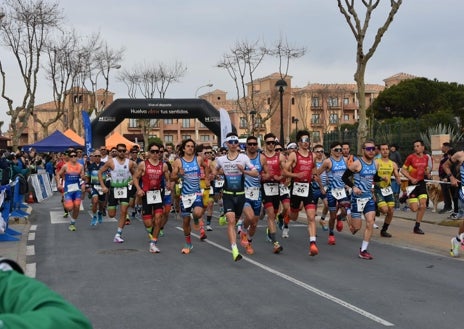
[1,199,462,277]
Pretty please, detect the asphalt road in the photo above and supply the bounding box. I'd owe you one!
[27,194,464,329]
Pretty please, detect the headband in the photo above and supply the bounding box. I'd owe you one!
[225,135,239,143]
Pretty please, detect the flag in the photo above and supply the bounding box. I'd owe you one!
[219,108,232,147]
[81,110,93,155]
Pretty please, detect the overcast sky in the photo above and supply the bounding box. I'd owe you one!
[1,0,462,128]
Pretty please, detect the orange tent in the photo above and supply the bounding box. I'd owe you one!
[105,132,139,150]
[63,129,84,146]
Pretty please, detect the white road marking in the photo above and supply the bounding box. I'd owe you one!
[26,245,35,256]
[176,226,394,327]
[28,232,35,241]
[25,263,36,278]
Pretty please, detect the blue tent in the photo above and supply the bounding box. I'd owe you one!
[22,130,84,152]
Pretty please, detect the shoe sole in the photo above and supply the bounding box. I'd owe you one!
[233,254,242,261]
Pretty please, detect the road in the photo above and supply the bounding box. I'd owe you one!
[24,194,464,329]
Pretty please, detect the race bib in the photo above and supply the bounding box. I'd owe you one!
[181,193,197,208]
[292,182,309,197]
[146,190,162,204]
[114,187,127,199]
[67,183,79,192]
[215,180,225,188]
[406,185,417,197]
[263,183,279,196]
[331,187,347,200]
[356,197,370,212]
[245,187,260,200]
[94,185,104,195]
[380,186,393,196]
[279,184,290,196]
[209,186,214,194]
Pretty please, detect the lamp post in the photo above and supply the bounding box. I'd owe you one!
[249,110,257,136]
[194,83,214,140]
[292,116,299,133]
[275,79,288,145]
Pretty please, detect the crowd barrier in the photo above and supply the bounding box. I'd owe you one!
[0,177,30,242]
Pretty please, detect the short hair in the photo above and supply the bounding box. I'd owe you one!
[313,144,324,150]
[116,143,126,150]
[413,139,424,146]
[296,130,310,142]
[330,141,341,149]
[264,133,276,140]
[246,136,258,143]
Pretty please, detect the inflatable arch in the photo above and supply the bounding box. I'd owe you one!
[91,98,235,148]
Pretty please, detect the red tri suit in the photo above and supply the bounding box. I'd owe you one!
[403,154,429,181]
[293,152,315,183]
[141,160,164,192]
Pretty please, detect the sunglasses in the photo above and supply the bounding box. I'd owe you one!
[94,155,101,157]
[69,154,77,158]
[150,149,160,154]
[275,148,283,152]
[204,152,213,155]
[266,141,276,145]
[300,137,310,143]
[100,149,106,151]
[364,146,376,152]
[315,150,324,153]
[228,140,239,145]
[247,142,258,146]
[117,149,127,152]
[333,148,342,152]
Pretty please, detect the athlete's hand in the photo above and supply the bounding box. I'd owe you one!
[236,164,244,172]
[137,189,145,197]
[102,186,109,194]
[58,185,64,193]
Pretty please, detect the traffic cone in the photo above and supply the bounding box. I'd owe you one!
[27,192,35,203]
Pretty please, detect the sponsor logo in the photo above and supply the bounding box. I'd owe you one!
[98,116,116,122]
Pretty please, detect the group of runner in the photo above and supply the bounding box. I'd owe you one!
[54,132,442,261]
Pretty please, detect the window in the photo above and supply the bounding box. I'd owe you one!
[311,114,320,124]
[312,131,321,142]
[181,135,191,140]
[129,119,138,128]
[328,97,339,107]
[343,97,349,105]
[182,119,191,128]
[73,95,83,104]
[329,113,339,124]
[164,119,173,125]
[199,122,206,128]
[200,135,210,142]
[239,117,247,129]
[164,135,173,143]
[312,97,320,107]
[291,97,295,105]
[344,114,350,122]
[149,119,159,127]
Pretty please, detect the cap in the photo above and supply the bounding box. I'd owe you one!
[287,142,297,150]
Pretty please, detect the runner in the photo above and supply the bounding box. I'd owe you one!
[98,143,137,243]
[85,149,106,226]
[312,144,329,231]
[133,142,171,253]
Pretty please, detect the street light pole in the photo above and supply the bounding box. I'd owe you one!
[194,83,213,140]
[292,116,299,133]
[275,79,288,145]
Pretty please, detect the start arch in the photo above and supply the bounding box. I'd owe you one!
[91,98,235,147]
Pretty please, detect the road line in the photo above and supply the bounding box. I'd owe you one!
[25,262,36,278]
[26,245,35,256]
[176,226,394,327]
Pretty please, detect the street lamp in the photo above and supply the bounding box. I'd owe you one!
[194,83,214,140]
[292,116,299,132]
[249,110,257,136]
[275,79,288,145]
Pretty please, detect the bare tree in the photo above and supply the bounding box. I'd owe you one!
[0,0,63,149]
[337,0,403,151]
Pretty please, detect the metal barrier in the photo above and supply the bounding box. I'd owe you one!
[0,177,30,242]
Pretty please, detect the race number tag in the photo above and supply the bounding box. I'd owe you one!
[67,183,79,192]
[215,180,225,188]
[209,186,214,194]
[114,187,127,199]
[245,187,260,200]
[181,193,196,208]
[356,197,370,212]
[94,185,104,195]
[146,190,162,204]
[279,184,290,196]
[331,187,347,200]
[380,186,393,196]
[263,183,279,196]
[293,182,309,197]
[406,185,417,197]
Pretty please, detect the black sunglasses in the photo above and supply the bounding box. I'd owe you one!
[150,149,160,154]
[69,154,77,158]
[266,141,276,145]
[275,148,283,152]
[117,149,126,152]
[333,148,342,152]
[204,151,213,155]
[247,143,258,146]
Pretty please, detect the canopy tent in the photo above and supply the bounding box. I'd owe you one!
[105,132,139,150]
[22,130,84,152]
[63,129,85,145]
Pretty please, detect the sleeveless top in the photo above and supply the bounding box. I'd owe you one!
[353,158,377,198]
[403,153,429,181]
[64,162,82,189]
[180,156,201,194]
[215,153,255,192]
[110,158,131,188]
[141,160,164,192]
[327,157,347,190]
[312,160,328,189]
[375,158,394,188]
[292,151,314,183]
[87,162,105,186]
[263,152,281,183]
[245,153,262,188]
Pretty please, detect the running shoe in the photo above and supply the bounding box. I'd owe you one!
[265,228,272,242]
[68,223,76,232]
[319,219,328,231]
[91,215,98,226]
[200,227,207,241]
[236,224,242,235]
[102,208,107,217]
[413,227,425,235]
[63,212,69,218]
[245,242,254,255]
[97,212,103,224]
[113,234,124,243]
[273,241,283,254]
[277,213,284,231]
[359,248,373,260]
[181,243,193,254]
[282,227,289,239]
[206,225,213,231]
[240,232,249,248]
[159,229,164,237]
[450,237,460,257]
[336,219,344,232]
[373,223,379,229]
[218,215,227,226]
[149,242,160,253]
[232,246,242,261]
[380,230,392,238]
[125,215,131,226]
[450,213,458,220]
[328,235,336,245]
[309,242,319,256]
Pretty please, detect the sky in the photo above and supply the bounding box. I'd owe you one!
[1,0,463,129]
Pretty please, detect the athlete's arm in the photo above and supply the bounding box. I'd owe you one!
[133,161,145,196]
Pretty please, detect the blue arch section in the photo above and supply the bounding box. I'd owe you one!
[91,98,235,147]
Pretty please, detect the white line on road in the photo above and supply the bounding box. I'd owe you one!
[176,226,394,327]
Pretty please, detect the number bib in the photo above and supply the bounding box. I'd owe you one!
[146,190,162,204]
[356,197,371,212]
[245,187,260,200]
[292,182,309,197]
[94,185,104,195]
[67,183,79,192]
[279,184,290,196]
[114,187,127,199]
[263,183,279,196]
[209,186,214,194]
[215,180,224,188]
[181,193,197,208]
[380,186,393,196]
[406,185,417,197]
[331,187,347,200]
